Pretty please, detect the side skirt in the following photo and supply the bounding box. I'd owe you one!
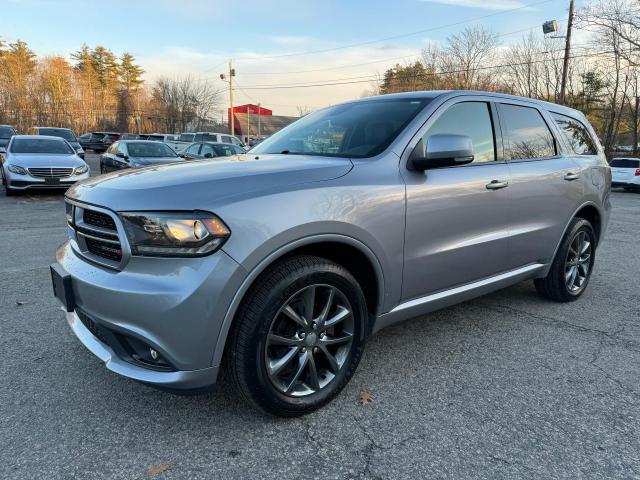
[372,263,546,334]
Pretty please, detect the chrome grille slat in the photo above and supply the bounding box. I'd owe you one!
[29,167,74,178]
[67,201,124,266]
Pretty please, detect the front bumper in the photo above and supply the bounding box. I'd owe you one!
[6,172,89,190]
[66,309,219,390]
[55,240,247,390]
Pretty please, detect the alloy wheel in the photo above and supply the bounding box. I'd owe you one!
[564,230,592,293]
[264,284,354,397]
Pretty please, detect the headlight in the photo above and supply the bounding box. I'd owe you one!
[8,164,28,175]
[120,212,230,257]
[74,164,89,175]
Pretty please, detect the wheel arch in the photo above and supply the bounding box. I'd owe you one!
[211,234,385,368]
[540,201,603,278]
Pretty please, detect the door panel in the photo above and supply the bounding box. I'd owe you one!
[403,163,512,300]
[497,102,583,268]
[402,99,512,301]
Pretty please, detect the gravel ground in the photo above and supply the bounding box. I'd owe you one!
[1,153,639,479]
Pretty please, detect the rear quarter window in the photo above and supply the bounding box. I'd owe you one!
[610,159,640,168]
[551,112,597,155]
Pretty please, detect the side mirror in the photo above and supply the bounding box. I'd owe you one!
[408,134,474,171]
[178,153,186,158]
[116,152,128,161]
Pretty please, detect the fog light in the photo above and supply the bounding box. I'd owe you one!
[150,348,159,361]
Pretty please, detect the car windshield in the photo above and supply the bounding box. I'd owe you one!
[38,128,76,141]
[0,126,15,139]
[251,98,430,158]
[610,158,639,168]
[127,142,177,158]
[11,137,74,154]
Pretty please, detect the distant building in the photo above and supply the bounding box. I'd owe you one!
[228,104,296,139]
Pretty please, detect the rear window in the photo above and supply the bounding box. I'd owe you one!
[551,113,597,155]
[179,133,195,142]
[11,138,74,154]
[610,158,640,168]
[0,126,15,139]
[38,128,76,142]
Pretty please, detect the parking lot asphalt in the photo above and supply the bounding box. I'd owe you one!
[1,153,639,479]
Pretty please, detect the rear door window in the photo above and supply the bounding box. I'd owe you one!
[499,104,556,160]
[551,113,597,155]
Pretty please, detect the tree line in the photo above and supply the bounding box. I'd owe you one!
[370,0,639,154]
[0,43,222,135]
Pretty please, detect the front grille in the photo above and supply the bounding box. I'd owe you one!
[83,209,117,230]
[29,167,74,178]
[85,236,123,261]
[68,201,125,266]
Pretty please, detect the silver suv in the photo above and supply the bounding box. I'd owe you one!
[52,91,611,416]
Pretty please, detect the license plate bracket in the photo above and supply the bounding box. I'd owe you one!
[50,263,75,312]
[45,177,60,185]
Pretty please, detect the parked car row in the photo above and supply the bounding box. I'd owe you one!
[78,131,247,153]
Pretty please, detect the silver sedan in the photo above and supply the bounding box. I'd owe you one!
[1,135,89,196]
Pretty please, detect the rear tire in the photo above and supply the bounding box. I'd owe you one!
[534,218,596,302]
[227,255,367,417]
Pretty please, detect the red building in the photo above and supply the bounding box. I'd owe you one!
[228,104,296,139]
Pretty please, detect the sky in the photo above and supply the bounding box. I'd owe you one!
[1,0,582,116]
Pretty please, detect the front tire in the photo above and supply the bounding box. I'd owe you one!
[534,218,596,302]
[227,255,367,417]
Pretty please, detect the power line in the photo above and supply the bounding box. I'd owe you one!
[235,0,554,61]
[234,44,614,89]
[237,18,571,76]
[235,47,638,91]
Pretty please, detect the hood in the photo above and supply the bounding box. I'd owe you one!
[130,156,181,167]
[67,154,353,211]
[9,153,84,168]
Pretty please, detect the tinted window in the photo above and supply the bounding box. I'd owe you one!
[423,102,496,163]
[500,104,555,160]
[213,144,238,156]
[251,98,429,158]
[179,133,195,142]
[221,136,232,144]
[38,128,76,141]
[127,142,177,158]
[11,138,74,154]
[200,144,217,158]
[551,113,597,155]
[233,145,246,154]
[610,158,640,168]
[0,126,16,139]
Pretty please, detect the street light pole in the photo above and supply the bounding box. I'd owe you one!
[559,0,575,105]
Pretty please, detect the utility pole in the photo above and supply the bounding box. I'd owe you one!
[220,60,236,136]
[559,0,575,105]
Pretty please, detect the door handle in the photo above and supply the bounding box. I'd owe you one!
[564,172,580,181]
[486,180,509,190]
